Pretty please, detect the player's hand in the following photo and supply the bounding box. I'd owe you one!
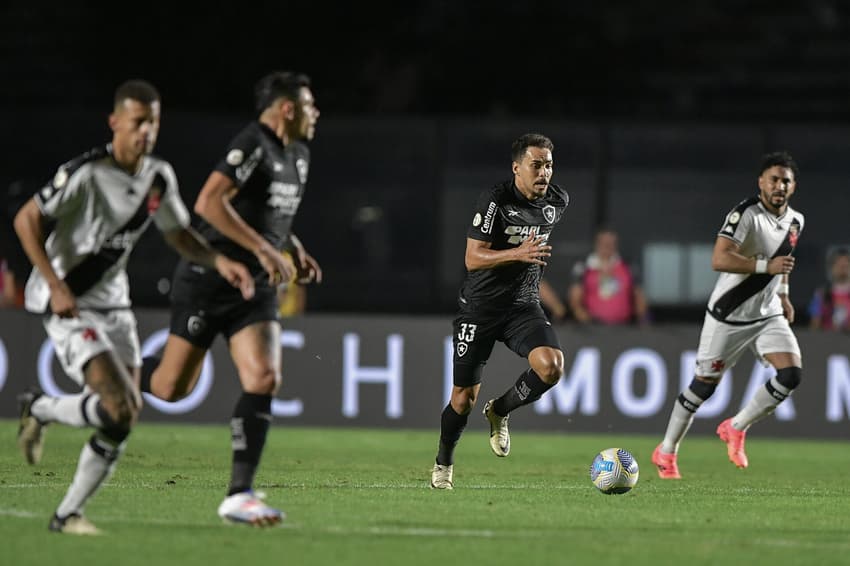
[780,295,795,323]
[214,255,255,300]
[768,255,795,275]
[255,243,295,287]
[48,280,79,318]
[515,230,551,265]
[294,249,322,285]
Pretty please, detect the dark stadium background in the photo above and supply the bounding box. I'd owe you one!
[3,1,849,319]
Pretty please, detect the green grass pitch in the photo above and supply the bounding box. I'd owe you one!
[2,420,850,566]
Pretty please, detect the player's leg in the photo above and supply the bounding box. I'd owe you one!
[139,303,217,400]
[654,315,747,478]
[50,350,139,534]
[218,318,283,525]
[20,312,130,463]
[432,381,482,489]
[485,306,563,457]
[431,313,497,488]
[718,319,802,468]
[140,335,207,401]
[41,311,141,534]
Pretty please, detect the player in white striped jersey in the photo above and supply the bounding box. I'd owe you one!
[13,80,254,534]
[653,151,804,479]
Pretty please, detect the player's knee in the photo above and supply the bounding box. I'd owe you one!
[95,403,133,444]
[688,377,719,401]
[776,366,802,390]
[532,351,564,384]
[451,387,478,414]
[243,367,279,395]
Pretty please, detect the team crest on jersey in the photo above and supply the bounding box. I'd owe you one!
[543,205,556,224]
[456,342,468,357]
[296,158,309,184]
[788,223,800,248]
[226,149,244,166]
[53,167,68,189]
[472,213,482,227]
[147,189,161,215]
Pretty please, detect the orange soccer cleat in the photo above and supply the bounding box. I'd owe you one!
[651,444,681,479]
[716,418,749,468]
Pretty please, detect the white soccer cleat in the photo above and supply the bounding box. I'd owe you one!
[17,389,47,465]
[483,399,510,457]
[430,463,454,490]
[48,513,102,535]
[217,491,285,526]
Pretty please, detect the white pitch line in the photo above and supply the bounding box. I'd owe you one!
[4,508,850,546]
[0,482,589,490]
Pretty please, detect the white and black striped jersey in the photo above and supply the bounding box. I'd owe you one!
[24,145,190,313]
[707,196,804,324]
[459,180,569,312]
[193,121,310,273]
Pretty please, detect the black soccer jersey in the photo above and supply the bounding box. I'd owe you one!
[459,180,569,311]
[196,121,310,271]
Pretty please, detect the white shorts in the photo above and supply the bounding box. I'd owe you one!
[695,313,801,378]
[43,309,141,386]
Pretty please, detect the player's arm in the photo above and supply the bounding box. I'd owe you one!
[567,281,591,323]
[777,272,795,323]
[13,198,78,317]
[711,236,795,275]
[194,170,294,285]
[285,233,322,284]
[539,279,566,321]
[161,226,254,300]
[465,231,551,271]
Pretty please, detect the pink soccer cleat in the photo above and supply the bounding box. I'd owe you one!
[716,418,749,468]
[651,444,681,479]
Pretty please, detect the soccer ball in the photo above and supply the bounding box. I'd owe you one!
[589,447,639,494]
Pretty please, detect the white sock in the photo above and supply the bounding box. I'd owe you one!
[732,377,791,431]
[55,435,124,518]
[661,389,704,453]
[32,394,103,428]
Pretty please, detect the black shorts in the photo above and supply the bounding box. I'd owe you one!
[169,261,279,349]
[451,302,561,387]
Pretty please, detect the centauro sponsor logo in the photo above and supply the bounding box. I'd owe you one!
[505,225,548,245]
[480,201,497,234]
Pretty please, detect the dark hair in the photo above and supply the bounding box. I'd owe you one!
[759,150,799,180]
[114,79,160,107]
[254,71,311,112]
[511,133,554,163]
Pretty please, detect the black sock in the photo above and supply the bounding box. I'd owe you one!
[139,356,160,394]
[436,403,469,466]
[227,393,272,496]
[493,369,554,416]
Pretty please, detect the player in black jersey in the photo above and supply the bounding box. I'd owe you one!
[138,71,321,525]
[430,133,569,489]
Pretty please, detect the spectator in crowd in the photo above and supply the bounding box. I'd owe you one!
[808,247,850,331]
[541,227,649,325]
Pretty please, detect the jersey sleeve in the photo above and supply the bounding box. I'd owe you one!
[717,204,754,244]
[213,127,264,189]
[151,162,190,232]
[466,189,499,242]
[34,164,86,219]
